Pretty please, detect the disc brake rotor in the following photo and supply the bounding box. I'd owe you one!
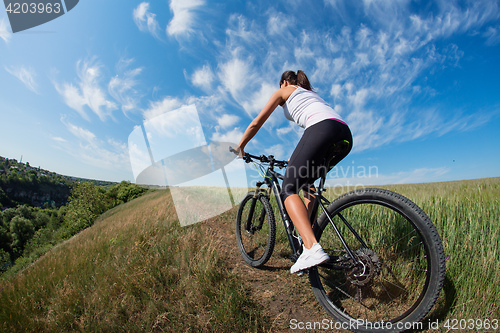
[345,248,382,287]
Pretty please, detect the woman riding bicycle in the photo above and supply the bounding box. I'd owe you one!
[235,70,353,274]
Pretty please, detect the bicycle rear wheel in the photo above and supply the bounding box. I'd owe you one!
[309,188,445,332]
[236,191,276,267]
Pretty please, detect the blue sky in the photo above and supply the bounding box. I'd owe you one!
[0,0,499,186]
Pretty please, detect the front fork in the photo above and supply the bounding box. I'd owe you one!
[245,182,271,233]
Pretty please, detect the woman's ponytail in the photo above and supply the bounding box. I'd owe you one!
[297,70,312,91]
[280,70,313,91]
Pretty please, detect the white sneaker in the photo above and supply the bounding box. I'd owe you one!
[290,243,330,274]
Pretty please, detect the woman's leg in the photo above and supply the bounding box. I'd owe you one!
[282,120,352,250]
[284,194,317,249]
[303,186,316,222]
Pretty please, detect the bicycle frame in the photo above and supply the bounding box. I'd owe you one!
[257,163,301,255]
[247,154,365,268]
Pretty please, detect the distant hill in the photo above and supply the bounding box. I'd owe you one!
[0,156,117,208]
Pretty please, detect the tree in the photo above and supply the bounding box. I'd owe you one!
[1,208,17,228]
[0,225,11,253]
[47,209,65,230]
[0,187,10,207]
[15,205,32,220]
[9,216,35,255]
[107,181,147,205]
[62,182,108,237]
[33,211,49,230]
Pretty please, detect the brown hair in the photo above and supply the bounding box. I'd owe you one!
[279,70,313,91]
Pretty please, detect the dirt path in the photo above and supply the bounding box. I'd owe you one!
[202,212,348,333]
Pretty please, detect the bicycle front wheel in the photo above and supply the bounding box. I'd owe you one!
[236,191,276,267]
[309,188,445,332]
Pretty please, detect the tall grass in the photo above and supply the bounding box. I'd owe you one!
[0,190,267,332]
[383,178,500,321]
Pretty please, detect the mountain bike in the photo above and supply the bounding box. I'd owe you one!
[232,142,446,333]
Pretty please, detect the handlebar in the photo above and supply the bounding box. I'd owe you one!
[229,147,288,168]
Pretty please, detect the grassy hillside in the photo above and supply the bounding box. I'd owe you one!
[0,189,266,332]
[0,177,498,332]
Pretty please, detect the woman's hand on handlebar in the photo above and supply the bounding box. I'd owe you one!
[230,145,245,158]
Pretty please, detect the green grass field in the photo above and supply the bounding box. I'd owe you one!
[381,178,500,322]
[0,177,498,332]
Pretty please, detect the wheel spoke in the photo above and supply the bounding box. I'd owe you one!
[384,241,425,262]
[318,272,372,310]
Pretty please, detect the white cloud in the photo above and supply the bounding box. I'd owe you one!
[226,14,265,47]
[330,83,342,100]
[142,96,183,121]
[61,117,96,143]
[166,0,205,37]
[276,123,294,136]
[404,0,500,43]
[484,25,500,45]
[108,59,143,113]
[346,109,387,152]
[241,82,276,117]
[217,114,239,129]
[267,13,290,36]
[348,88,370,111]
[294,45,314,60]
[133,2,161,39]
[264,144,286,160]
[56,83,88,119]
[309,57,331,84]
[5,66,39,94]
[191,64,215,90]
[59,117,130,173]
[68,125,96,144]
[51,136,67,143]
[0,18,11,43]
[55,58,117,121]
[218,57,254,103]
[210,128,243,144]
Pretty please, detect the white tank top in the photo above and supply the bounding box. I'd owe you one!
[282,86,344,129]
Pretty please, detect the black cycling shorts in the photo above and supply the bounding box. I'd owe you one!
[281,119,352,201]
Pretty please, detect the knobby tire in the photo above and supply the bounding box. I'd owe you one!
[236,192,276,267]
